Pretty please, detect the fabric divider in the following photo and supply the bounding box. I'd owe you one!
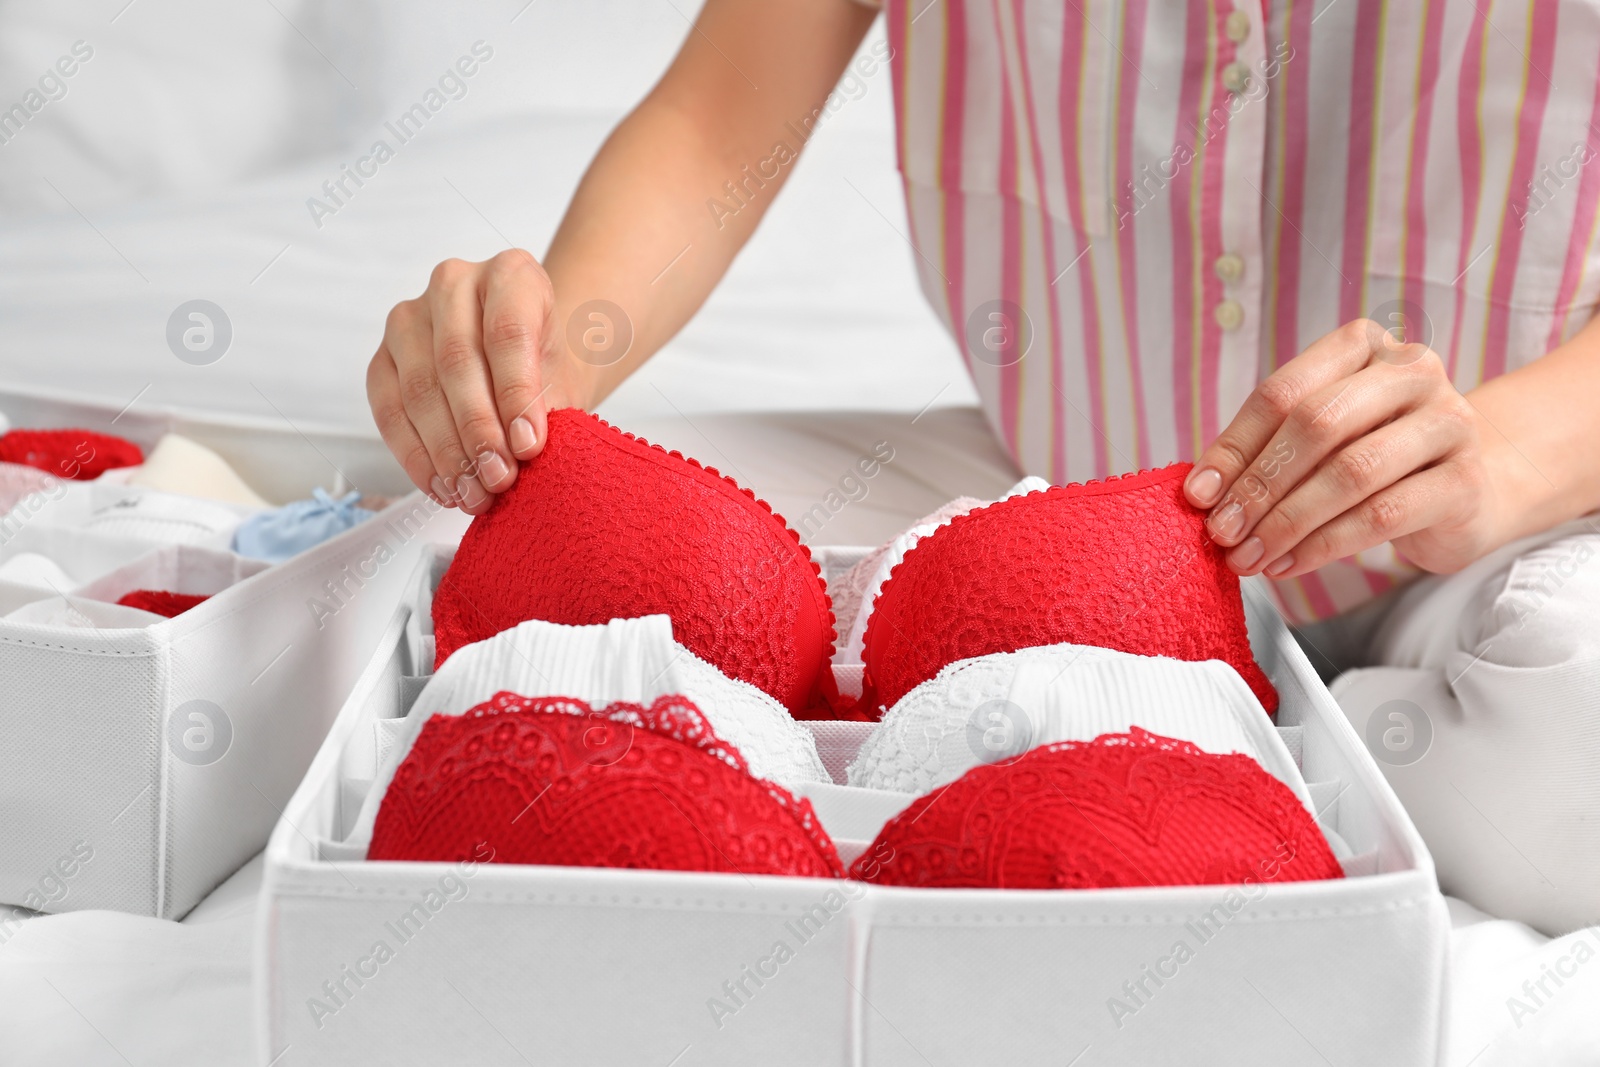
[1275,724,1304,769]
[1304,779,1353,860]
[793,781,917,844]
[0,578,58,616]
[5,594,165,628]
[317,837,371,863]
[802,720,874,784]
[372,717,409,769]
[1306,779,1344,821]
[0,525,167,587]
[397,675,430,716]
[830,663,865,700]
[73,543,269,606]
[1340,850,1380,877]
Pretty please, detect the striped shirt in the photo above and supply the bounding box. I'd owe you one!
[872,0,1600,622]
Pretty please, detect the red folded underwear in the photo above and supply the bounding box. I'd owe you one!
[432,409,839,716]
[368,692,845,878]
[0,429,143,481]
[116,589,209,618]
[850,728,1341,889]
[858,464,1277,716]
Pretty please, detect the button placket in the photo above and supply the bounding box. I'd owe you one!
[1211,2,1268,417]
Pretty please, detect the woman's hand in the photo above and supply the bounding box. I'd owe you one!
[367,249,578,515]
[1183,318,1509,579]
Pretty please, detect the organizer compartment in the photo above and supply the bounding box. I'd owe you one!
[73,543,271,609]
[258,547,1450,1067]
[12,479,253,548]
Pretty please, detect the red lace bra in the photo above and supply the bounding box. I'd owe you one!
[433,409,839,716]
[432,412,1276,721]
[367,692,844,878]
[851,729,1342,889]
[858,464,1278,715]
[371,705,1339,889]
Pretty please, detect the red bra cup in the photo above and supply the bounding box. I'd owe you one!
[432,409,838,716]
[368,692,845,878]
[0,429,144,481]
[116,589,209,617]
[850,729,1342,889]
[859,463,1277,716]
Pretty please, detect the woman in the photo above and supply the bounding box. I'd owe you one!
[367,0,1600,933]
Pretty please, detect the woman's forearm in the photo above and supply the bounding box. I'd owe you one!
[1468,311,1600,544]
[543,0,878,408]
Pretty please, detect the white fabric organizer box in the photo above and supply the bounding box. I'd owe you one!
[258,545,1450,1066]
[0,396,467,920]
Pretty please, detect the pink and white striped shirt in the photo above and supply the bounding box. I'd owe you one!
[873,0,1600,623]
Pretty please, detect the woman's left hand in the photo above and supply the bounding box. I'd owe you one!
[1183,318,1509,579]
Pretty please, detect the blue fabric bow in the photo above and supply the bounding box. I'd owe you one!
[232,488,375,563]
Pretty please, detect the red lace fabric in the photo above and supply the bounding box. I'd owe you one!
[115,590,209,617]
[432,409,838,716]
[368,692,845,878]
[0,429,143,481]
[850,728,1341,889]
[860,463,1277,716]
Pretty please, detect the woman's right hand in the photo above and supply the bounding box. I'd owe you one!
[367,249,575,515]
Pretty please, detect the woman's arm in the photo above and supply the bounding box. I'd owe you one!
[367,0,877,512]
[1182,311,1600,581]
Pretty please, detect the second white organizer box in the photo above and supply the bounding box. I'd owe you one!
[0,490,467,919]
[258,546,1450,1066]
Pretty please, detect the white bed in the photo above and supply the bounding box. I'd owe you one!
[1,2,1597,1064]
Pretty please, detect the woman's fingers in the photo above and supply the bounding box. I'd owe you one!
[426,259,507,511]
[369,250,561,512]
[1225,407,1468,574]
[1184,319,1383,509]
[480,249,554,462]
[1253,460,1479,579]
[1203,351,1444,548]
[383,297,478,507]
[366,344,439,501]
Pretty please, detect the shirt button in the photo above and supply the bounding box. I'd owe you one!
[1214,299,1245,331]
[1225,10,1251,42]
[1214,252,1245,284]
[1222,61,1250,94]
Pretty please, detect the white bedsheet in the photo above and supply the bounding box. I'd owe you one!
[2,860,1595,1067]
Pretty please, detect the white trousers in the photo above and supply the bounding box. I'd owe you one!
[1331,516,1600,935]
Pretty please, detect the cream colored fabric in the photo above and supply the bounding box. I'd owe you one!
[127,433,269,507]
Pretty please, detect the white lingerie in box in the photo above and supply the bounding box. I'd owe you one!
[0,388,467,921]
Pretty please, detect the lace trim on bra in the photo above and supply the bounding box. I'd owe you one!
[850,728,1341,889]
[368,692,846,878]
